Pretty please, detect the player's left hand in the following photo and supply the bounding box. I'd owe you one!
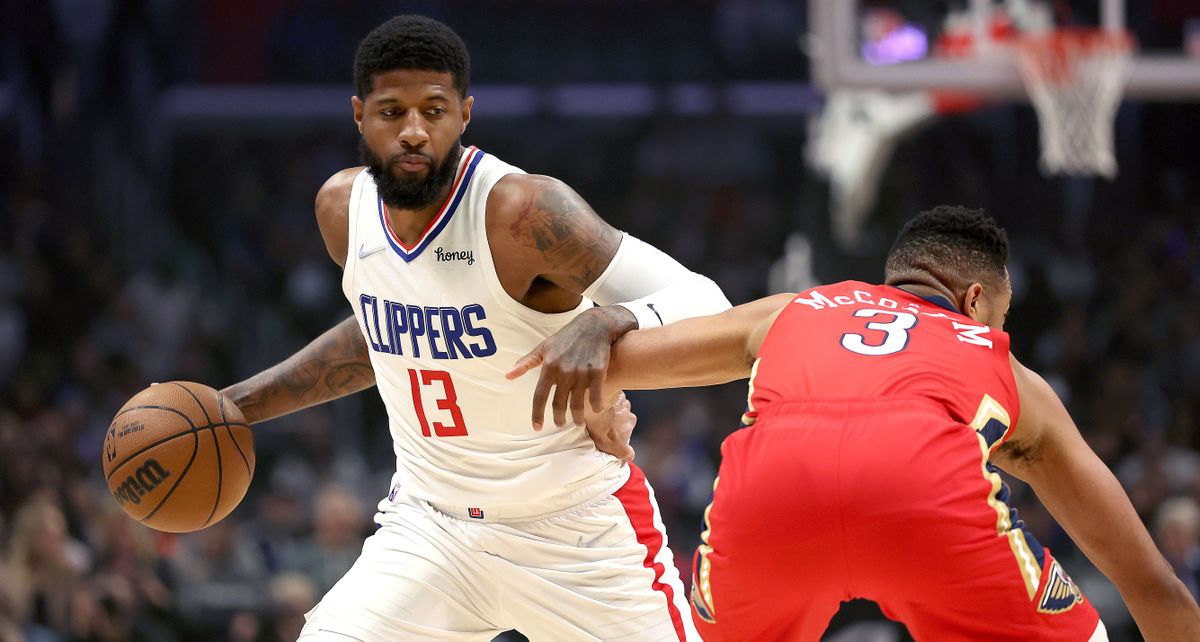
[584,392,636,461]
[505,306,637,430]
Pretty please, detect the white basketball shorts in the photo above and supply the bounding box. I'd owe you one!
[298,464,699,641]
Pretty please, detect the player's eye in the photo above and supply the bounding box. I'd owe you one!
[427,106,446,117]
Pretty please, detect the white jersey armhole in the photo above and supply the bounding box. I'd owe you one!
[341,168,371,300]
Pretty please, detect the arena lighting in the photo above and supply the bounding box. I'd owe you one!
[862,24,929,66]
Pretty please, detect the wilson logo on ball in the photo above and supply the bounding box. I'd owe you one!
[111,459,171,506]
[105,424,118,462]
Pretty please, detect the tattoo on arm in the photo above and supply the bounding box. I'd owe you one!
[509,179,622,291]
[223,316,375,424]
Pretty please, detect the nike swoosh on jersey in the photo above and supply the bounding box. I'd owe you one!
[358,244,386,259]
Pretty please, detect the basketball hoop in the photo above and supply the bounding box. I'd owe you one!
[1016,29,1134,178]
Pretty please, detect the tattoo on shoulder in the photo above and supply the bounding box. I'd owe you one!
[508,179,621,290]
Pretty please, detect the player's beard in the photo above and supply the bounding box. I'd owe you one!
[361,138,463,210]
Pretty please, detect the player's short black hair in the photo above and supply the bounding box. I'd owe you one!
[353,15,469,99]
[884,205,1010,289]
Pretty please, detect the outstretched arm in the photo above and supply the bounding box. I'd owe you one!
[221,316,375,424]
[995,356,1200,641]
[605,293,794,391]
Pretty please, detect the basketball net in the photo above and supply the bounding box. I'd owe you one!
[1016,29,1134,178]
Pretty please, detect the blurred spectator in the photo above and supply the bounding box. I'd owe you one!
[268,572,319,641]
[282,484,368,594]
[2,495,91,639]
[1156,496,1200,600]
[167,519,269,638]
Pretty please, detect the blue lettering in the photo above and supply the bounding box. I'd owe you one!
[407,306,426,357]
[358,295,494,359]
[439,307,468,359]
[359,294,382,352]
[370,296,391,353]
[378,300,395,355]
[387,300,406,355]
[462,304,497,358]
[425,307,449,359]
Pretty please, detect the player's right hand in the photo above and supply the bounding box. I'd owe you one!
[505,306,637,430]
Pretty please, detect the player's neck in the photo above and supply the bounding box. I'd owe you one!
[892,282,961,311]
[382,180,458,246]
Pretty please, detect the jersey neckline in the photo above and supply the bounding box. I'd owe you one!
[377,146,484,263]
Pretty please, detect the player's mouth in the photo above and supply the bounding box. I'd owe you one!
[394,154,432,172]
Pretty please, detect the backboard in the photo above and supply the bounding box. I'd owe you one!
[809,0,1200,100]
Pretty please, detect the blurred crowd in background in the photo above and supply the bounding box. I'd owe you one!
[2,1,1199,641]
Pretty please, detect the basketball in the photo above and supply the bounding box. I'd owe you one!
[102,381,255,533]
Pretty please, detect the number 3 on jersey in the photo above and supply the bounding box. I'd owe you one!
[408,369,468,437]
[840,309,918,356]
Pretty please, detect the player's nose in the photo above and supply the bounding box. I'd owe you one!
[396,110,430,148]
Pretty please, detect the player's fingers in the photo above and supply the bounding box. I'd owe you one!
[530,368,553,431]
[506,346,545,380]
[588,372,606,414]
[614,443,635,461]
[570,369,591,427]
[551,375,573,428]
[614,390,629,411]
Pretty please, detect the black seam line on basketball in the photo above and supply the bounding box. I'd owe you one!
[217,395,251,477]
[104,406,200,482]
[140,428,200,525]
[222,424,252,478]
[170,381,213,426]
[202,420,223,528]
[103,419,241,482]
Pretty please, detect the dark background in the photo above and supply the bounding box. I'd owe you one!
[1,1,1198,640]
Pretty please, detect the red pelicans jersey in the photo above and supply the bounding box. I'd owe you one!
[689,282,1100,641]
[744,280,1020,450]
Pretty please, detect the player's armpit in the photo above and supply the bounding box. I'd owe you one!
[996,357,1200,641]
[221,316,376,425]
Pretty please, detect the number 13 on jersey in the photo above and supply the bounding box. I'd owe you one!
[408,369,469,437]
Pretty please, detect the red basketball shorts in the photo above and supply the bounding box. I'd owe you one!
[690,398,1102,641]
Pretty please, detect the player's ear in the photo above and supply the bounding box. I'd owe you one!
[962,282,986,323]
[460,95,473,134]
[352,96,365,134]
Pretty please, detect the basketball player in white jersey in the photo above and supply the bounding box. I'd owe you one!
[219,15,730,641]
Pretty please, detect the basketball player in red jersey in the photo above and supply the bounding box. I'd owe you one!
[517,206,1200,640]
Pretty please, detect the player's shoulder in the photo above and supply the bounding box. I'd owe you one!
[486,173,565,221]
[316,167,366,215]
[315,166,366,268]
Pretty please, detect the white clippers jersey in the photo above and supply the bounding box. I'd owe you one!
[342,147,625,514]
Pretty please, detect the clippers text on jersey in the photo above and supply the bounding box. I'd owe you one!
[358,294,497,359]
